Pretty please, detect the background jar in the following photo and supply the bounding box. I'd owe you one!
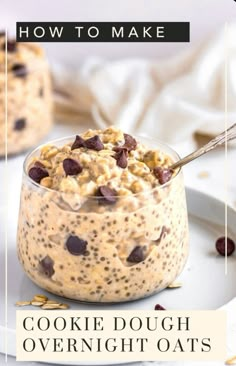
[0,34,53,155]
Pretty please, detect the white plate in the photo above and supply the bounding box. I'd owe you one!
[0,123,235,364]
[0,184,236,364]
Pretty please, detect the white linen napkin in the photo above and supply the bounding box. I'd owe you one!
[52,23,236,145]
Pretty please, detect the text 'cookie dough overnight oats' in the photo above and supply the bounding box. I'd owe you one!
[0,33,53,155]
[17,127,189,303]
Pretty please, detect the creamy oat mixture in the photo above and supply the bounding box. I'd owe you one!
[17,127,189,302]
[0,33,53,155]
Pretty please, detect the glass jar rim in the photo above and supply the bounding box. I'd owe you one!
[23,133,182,198]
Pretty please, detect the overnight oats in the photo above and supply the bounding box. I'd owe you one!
[17,127,189,303]
[0,33,53,155]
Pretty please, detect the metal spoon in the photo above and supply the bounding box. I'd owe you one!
[169,123,236,170]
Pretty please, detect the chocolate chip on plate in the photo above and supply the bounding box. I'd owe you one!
[66,235,88,255]
[114,149,128,169]
[154,304,166,310]
[127,246,145,263]
[63,158,83,176]
[123,133,137,151]
[97,185,117,205]
[12,63,28,78]
[153,167,173,185]
[71,135,85,150]
[29,166,49,183]
[39,256,55,278]
[84,135,104,151]
[215,236,235,256]
[14,118,26,131]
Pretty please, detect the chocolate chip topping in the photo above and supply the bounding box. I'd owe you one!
[154,304,166,310]
[71,134,104,151]
[113,133,137,154]
[97,185,117,205]
[4,40,17,52]
[0,31,5,37]
[114,149,128,169]
[127,246,145,263]
[123,133,137,151]
[12,63,28,78]
[71,135,85,150]
[216,236,235,256]
[113,146,128,153]
[39,256,55,278]
[153,167,173,185]
[34,161,45,168]
[63,158,83,176]
[14,118,26,131]
[66,235,88,255]
[84,135,104,151]
[29,166,49,183]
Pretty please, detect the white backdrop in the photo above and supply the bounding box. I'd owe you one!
[1,0,236,65]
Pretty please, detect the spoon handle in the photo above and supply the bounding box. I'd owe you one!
[170,123,236,170]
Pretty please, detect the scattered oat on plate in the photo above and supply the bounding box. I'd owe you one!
[197,171,209,179]
[226,355,236,365]
[167,282,182,289]
[41,303,69,310]
[15,294,69,310]
[16,301,31,307]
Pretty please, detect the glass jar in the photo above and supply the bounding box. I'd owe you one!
[17,136,189,303]
[0,34,53,155]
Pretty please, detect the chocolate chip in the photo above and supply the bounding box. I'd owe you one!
[0,31,4,37]
[153,167,173,185]
[154,304,166,310]
[113,146,128,153]
[97,185,117,205]
[14,118,26,131]
[12,63,27,78]
[114,150,128,169]
[66,235,88,255]
[29,166,49,183]
[34,161,45,168]
[155,226,170,244]
[71,134,104,151]
[39,87,44,97]
[71,135,85,150]
[216,237,235,256]
[123,133,137,151]
[84,135,104,151]
[39,256,55,278]
[63,158,83,176]
[113,133,137,154]
[4,40,17,52]
[127,246,145,263]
